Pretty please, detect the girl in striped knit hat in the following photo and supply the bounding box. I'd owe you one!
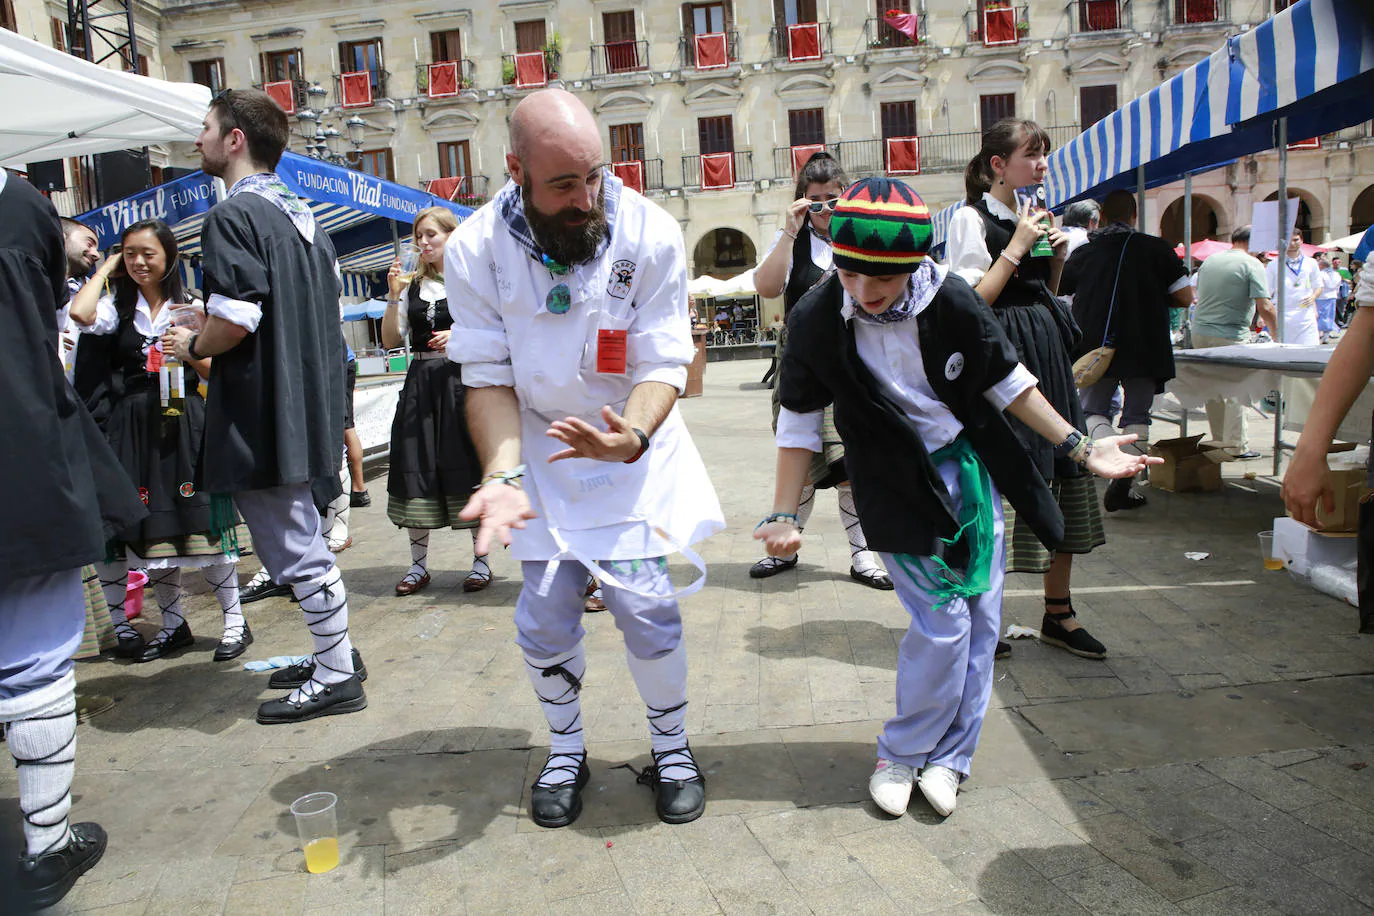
[754,177,1157,818]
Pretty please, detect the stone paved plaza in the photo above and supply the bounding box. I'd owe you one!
[6,359,1374,915]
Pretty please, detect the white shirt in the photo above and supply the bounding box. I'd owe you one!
[946,193,1023,288]
[447,180,723,562]
[762,226,833,282]
[1319,266,1343,298]
[1063,226,1091,257]
[776,265,1038,455]
[1265,255,1321,345]
[1356,260,1374,307]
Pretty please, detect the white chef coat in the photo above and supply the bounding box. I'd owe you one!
[777,264,1038,454]
[1265,255,1321,345]
[447,177,725,566]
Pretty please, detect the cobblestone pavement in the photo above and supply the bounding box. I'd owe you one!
[6,360,1374,915]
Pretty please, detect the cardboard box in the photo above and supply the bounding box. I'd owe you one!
[1273,516,1358,577]
[1148,434,1228,493]
[1288,466,1371,533]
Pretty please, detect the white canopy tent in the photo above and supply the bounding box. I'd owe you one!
[0,29,211,168]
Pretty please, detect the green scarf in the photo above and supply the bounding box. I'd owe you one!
[892,436,996,609]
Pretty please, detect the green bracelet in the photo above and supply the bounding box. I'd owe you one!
[755,512,799,531]
[479,465,527,489]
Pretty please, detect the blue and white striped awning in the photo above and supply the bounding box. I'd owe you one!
[1047,0,1374,209]
[1224,0,1374,136]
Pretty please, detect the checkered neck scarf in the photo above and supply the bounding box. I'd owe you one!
[228,172,316,243]
[849,259,942,325]
[495,170,623,266]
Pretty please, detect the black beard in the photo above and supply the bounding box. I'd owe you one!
[521,178,608,267]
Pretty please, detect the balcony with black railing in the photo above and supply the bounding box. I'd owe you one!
[254,78,311,115]
[502,49,562,88]
[1167,0,1231,29]
[964,4,1029,48]
[768,21,831,64]
[416,59,476,99]
[335,71,388,108]
[682,151,754,191]
[1069,0,1133,35]
[610,158,665,192]
[825,126,1080,178]
[424,174,491,207]
[680,30,740,71]
[864,13,929,51]
[592,40,650,77]
[771,145,841,181]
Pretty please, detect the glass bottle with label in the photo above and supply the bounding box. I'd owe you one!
[162,305,206,418]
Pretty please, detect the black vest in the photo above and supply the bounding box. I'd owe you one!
[972,200,1056,310]
[778,272,1064,558]
[72,303,198,428]
[783,225,827,316]
[405,280,454,341]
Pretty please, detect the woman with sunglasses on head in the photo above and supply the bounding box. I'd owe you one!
[68,218,250,663]
[749,152,892,590]
[381,206,487,596]
[944,118,1108,661]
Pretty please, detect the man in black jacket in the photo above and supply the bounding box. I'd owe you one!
[1061,189,1192,511]
[0,172,147,910]
[755,178,1155,821]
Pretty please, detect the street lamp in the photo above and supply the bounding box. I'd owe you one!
[345,115,366,147]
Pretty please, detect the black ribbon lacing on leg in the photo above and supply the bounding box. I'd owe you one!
[528,660,585,788]
[9,710,76,859]
[294,573,350,687]
[146,568,186,648]
[98,572,139,642]
[400,532,428,586]
[614,702,699,787]
[203,565,245,643]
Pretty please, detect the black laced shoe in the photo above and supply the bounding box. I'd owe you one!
[994,640,1012,660]
[268,648,367,689]
[15,822,107,911]
[256,675,367,725]
[241,577,295,605]
[213,623,253,662]
[749,555,798,579]
[134,622,194,663]
[110,625,144,659]
[1039,598,1107,660]
[632,745,706,825]
[529,752,590,828]
[1103,478,1147,513]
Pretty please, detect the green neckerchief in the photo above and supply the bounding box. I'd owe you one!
[892,436,995,609]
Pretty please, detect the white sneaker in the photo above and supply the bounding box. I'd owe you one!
[918,765,961,817]
[868,758,915,816]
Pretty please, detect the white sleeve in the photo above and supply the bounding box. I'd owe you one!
[982,364,1038,412]
[945,207,992,287]
[207,293,263,332]
[82,295,120,336]
[625,218,694,392]
[1265,260,1279,297]
[761,228,793,281]
[446,233,515,388]
[1167,276,1192,294]
[775,406,825,452]
[1357,261,1374,307]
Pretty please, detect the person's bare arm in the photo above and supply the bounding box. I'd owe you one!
[1171,285,1194,309]
[69,254,121,327]
[1255,296,1278,332]
[755,200,812,299]
[546,380,678,462]
[753,446,813,557]
[380,259,406,350]
[459,384,536,555]
[1282,305,1374,526]
[1004,387,1161,479]
[163,316,248,360]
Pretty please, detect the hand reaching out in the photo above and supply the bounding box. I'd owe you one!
[1084,434,1163,479]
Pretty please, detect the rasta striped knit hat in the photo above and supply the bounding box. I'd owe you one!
[830,178,932,276]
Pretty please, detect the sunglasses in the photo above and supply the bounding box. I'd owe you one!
[807,198,839,213]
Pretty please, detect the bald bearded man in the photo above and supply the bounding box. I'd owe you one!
[447,90,724,828]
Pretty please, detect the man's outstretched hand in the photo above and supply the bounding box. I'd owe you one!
[546,405,641,463]
[460,482,537,556]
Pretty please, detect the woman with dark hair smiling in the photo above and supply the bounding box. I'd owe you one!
[945,118,1109,661]
[749,151,892,590]
[69,219,249,664]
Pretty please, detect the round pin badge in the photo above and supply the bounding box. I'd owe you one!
[944,352,965,381]
[137,487,150,505]
[179,482,195,498]
[546,282,571,315]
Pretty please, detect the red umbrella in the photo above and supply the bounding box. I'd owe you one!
[1173,239,1232,262]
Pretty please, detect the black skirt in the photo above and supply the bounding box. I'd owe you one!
[386,356,482,501]
[992,298,1086,481]
[105,381,214,543]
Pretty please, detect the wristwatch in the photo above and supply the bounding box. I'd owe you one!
[624,427,650,464]
[187,333,203,360]
[1053,430,1083,458]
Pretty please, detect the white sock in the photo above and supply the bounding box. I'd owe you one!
[525,645,587,787]
[470,530,489,579]
[5,683,77,858]
[148,567,185,644]
[95,560,137,641]
[290,566,355,698]
[246,568,272,590]
[405,529,429,582]
[838,485,883,576]
[625,643,698,782]
[202,561,245,642]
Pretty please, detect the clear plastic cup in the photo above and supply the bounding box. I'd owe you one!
[1258,531,1282,571]
[398,243,421,283]
[290,792,340,874]
[168,305,205,332]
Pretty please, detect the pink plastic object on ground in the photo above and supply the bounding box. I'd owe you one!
[125,570,147,620]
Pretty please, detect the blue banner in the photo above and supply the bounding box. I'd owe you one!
[78,171,217,248]
[275,152,467,223]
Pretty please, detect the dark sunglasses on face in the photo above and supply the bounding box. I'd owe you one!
[807,198,839,213]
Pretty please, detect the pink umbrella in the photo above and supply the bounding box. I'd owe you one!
[1263,242,1334,259]
[1173,239,1232,262]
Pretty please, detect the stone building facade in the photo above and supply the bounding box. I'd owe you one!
[9,0,1372,322]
